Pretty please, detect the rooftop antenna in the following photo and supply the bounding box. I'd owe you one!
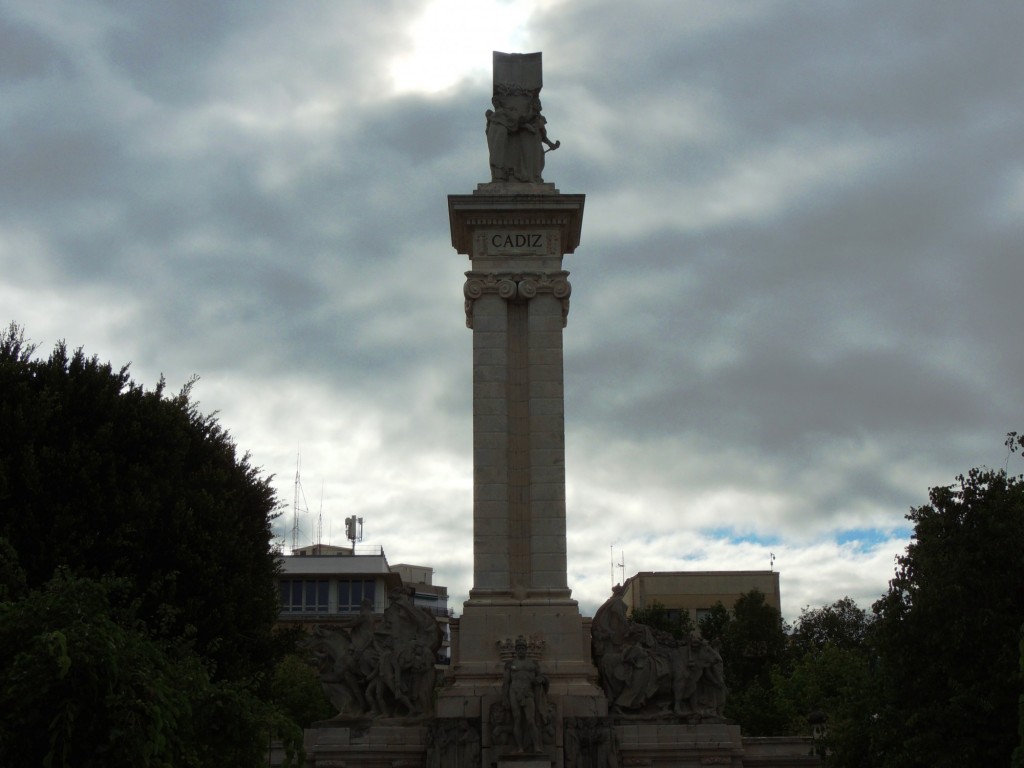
[770,552,776,572]
[346,515,364,549]
[314,481,324,554]
[291,451,310,553]
[291,453,301,552]
[610,545,626,588]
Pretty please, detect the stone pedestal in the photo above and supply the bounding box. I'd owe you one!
[498,758,552,768]
[615,722,745,767]
[303,724,429,766]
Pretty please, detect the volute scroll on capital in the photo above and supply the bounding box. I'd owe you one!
[462,272,572,328]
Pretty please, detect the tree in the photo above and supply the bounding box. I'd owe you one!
[870,460,1024,767]
[777,598,879,767]
[1015,622,1024,768]
[790,596,873,657]
[0,568,302,767]
[0,325,301,766]
[630,600,696,639]
[697,601,731,646]
[719,589,792,734]
[271,653,335,729]
[0,324,281,683]
[691,590,792,735]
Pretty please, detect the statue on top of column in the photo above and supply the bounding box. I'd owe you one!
[486,51,560,183]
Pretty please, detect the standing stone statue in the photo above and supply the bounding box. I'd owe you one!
[501,636,549,752]
[486,51,559,183]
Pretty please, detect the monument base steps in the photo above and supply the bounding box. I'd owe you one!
[298,722,792,767]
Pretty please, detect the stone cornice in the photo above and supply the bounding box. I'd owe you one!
[449,193,585,257]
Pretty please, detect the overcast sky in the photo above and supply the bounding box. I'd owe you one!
[4,0,1022,622]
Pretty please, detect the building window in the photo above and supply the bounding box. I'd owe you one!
[337,579,376,614]
[279,579,328,613]
[413,593,438,611]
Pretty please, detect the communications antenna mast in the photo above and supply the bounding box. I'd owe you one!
[313,481,325,554]
[345,515,364,549]
[291,453,311,552]
[610,545,626,588]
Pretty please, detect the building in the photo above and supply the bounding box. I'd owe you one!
[390,563,450,619]
[277,543,398,617]
[619,570,782,625]
[276,544,452,662]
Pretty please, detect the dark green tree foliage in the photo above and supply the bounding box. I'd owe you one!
[0,325,281,683]
[271,653,335,729]
[790,597,872,656]
[697,601,731,645]
[0,569,300,768]
[720,589,791,734]
[871,464,1024,767]
[1015,623,1024,768]
[1010,432,1024,768]
[693,590,791,735]
[629,600,696,639]
[777,598,878,767]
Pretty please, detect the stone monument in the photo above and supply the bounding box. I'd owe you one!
[300,51,814,768]
[436,50,609,768]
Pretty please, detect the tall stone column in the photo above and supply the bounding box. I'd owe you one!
[439,188,605,723]
[435,55,606,768]
[459,203,578,600]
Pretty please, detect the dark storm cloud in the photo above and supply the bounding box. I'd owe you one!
[101,1,235,103]
[530,0,1024,601]
[3,0,1022,617]
[0,14,73,81]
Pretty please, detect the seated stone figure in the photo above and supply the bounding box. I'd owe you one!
[591,589,728,721]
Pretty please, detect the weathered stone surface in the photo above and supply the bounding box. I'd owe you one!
[302,588,443,721]
[291,52,821,768]
[592,587,727,719]
[485,52,559,184]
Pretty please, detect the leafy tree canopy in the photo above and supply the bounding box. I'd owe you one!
[629,600,696,639]
[0,325,307,766]
[0,567,301,768]
[720,589,792,734]
[871,458,1024,767]
[791,596,873,656]
[0,324,282,683]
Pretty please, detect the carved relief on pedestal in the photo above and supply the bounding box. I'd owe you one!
[463,272,572,328]
[426,718,481,768]
[564,717,620,768]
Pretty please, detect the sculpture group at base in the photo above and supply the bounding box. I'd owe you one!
[303,585,725,757]
[591,586,727,720]
[303,587,442,720]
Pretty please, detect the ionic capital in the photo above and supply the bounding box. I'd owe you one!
[463,271,572,328]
